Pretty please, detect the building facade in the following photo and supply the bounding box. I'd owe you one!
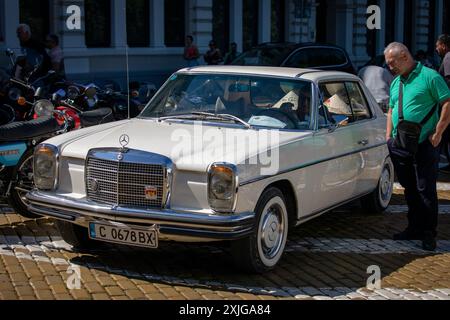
[0,0,448,87]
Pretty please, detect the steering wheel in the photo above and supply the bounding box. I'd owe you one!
[255,108,298,129]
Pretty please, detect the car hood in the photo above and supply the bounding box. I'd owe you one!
[54,118,311,172]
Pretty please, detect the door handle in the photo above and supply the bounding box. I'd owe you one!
[358,139,369,146]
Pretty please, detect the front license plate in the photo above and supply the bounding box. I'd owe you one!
[89,222,158,249]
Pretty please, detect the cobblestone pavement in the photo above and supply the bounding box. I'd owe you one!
[0,188,449,300]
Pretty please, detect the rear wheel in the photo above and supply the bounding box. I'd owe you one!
[8,149,40,219]
[55,220,98,249]
[362,157,394,214]
[231,187,288,273]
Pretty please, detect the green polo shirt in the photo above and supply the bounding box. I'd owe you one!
[389,63,450,143]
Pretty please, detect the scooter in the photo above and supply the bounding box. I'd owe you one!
[0,110,69,218]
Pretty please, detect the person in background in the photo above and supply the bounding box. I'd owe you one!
[436,34,450,88]
[223,42,240,65]
[358,64,394,113]
[183,35,200,67]
[385,42,450,251]
[16,24,51,80]
[204,40,223,65]
[415,50,434,69]
[45,34,65,79]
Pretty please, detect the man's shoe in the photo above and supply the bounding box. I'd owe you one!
[422,232,437,251]
[393,229,423,241]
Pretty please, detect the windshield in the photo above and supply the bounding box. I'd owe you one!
[141,74,314,130]
[231,47,292,66]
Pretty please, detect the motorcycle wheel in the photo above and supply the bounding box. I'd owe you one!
[8,149,40,219]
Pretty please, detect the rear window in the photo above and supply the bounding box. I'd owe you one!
[231,47,292,66]
[284,47,348,68]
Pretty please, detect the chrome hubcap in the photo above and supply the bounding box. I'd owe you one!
[379,162,393,207]
[260,204,284,260]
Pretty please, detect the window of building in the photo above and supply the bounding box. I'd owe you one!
[404,0,414,49]
[19,0,50,42]
[428,0,436,53]
[315,0,328,43]
[85,0,111,48]
[385,0,396,45]
[165,0,185,47]
[212,0,230,55]
[0,0,4,43]
[127,0,149,47]
[444,0,450,34]
[243,0,259,51]
[271,0,285,42]
[366,0,378,59]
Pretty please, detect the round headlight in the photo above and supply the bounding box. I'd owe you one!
[34,99,54,117]
[208,163,237,213]
[34,144,59,190]
[85,86,97,99]
[210,170,234,200]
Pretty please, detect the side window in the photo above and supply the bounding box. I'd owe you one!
[285,48,348,68]
[345,82,372,121]
[284,50,308,68]
[325,49,347,66]
[319,82,353,125]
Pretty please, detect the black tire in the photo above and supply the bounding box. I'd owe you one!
[362,157,394,214]
[8,149,40,219]
[55,220,98,249]
[231,187,289,273]
[0,116,59,142]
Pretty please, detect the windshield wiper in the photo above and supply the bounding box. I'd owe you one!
[157,114,198,121]
[190,112,253,129]
[158,112,253,129]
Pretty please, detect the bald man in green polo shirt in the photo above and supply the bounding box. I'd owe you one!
[385,42,450,251]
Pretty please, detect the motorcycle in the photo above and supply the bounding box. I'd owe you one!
[42,87,115,130]
[96,81,156,120]
[1,48,61,122]
[2,72,60,122]
[0,108,70,218]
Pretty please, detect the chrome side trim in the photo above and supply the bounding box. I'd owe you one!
[239,142,387,186]
[26,191,255,234]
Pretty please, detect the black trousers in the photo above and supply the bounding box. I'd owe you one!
[388,139,439,236]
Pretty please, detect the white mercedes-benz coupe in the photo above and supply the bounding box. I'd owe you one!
[27,66,393,272]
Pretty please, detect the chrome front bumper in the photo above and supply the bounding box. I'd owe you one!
[26,191,255,241]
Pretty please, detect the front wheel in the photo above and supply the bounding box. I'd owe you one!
[231,187,289,273]
[362,157,394,214]
[8,149,40,219]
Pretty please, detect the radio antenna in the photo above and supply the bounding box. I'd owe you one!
[126,43,130,119]
[124,5,130,119]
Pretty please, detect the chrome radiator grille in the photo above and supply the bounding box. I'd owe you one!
[86,156,166,208]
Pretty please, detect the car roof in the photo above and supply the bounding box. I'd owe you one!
[256,42,347,50]
[177,66,360,82]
